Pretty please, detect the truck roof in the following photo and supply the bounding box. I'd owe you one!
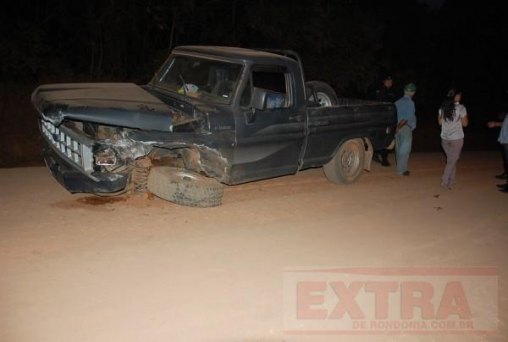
[173,45,296,64]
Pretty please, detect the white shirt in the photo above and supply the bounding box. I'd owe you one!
[439,103,467,140]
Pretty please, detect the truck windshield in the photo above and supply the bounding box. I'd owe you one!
[153,55,243,105]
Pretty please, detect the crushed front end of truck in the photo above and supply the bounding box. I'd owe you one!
[31,81,217,195]
[31,75,234,202]
[38,118,154,193]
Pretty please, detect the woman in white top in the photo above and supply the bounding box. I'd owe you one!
[438,88,469,189]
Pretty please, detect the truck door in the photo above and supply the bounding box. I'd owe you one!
[231,64,306,183]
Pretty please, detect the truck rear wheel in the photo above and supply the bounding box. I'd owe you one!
[323,138,365,184]
[147,167,224,207]
[306,81,338,107]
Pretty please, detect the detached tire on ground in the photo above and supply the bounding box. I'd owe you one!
[323,138,365,184]
[147,167,224,207]
[306,81,339,107]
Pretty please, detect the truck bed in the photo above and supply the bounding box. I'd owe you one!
[302,98,396,168]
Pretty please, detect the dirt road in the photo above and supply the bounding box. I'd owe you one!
[1,152,507,341]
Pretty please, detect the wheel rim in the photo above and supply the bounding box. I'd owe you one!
[174,170,199,182]
[169,168,220,187]
[340,142,361,178]
[316,92,333,107]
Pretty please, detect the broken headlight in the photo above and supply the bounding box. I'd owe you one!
[94,146,117,167]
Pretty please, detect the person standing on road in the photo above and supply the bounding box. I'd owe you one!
[395,83,417,176]
[375,75,396,103]
[373,75,396,166]
[487,112,508,193]
[438,88,469,189]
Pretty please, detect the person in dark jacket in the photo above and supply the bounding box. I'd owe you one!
[373,75,396,166]
[488,112,508,192]
[375,75,396,103]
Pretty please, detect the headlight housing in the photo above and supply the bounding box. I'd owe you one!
[94,146,117,166]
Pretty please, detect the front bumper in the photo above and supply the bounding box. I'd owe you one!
[42,139,128,193]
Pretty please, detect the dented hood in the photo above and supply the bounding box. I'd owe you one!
[31,83,196,131]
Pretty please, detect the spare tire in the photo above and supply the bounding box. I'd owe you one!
[147,167,224,207]
[306,81,339,107]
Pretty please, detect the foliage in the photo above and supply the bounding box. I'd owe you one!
[1,0,507,102]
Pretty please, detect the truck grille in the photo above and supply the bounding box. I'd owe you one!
[41,120,94,172]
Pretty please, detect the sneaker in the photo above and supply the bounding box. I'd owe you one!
[495,172,508,179]
[441,182,451,190]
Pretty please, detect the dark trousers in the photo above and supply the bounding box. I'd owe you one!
[374,149,389,162]
[503,143,508,174]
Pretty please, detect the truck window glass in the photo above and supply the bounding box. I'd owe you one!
[242,66,290,109]
[154,56,242,105]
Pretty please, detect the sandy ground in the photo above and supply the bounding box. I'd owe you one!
[0,151,507,342]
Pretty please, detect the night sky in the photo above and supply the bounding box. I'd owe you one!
[419,0,444,8]
[1,0,507,166]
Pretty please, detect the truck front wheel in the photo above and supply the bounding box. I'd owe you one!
[323,138,365,184]
[147,167,224,207]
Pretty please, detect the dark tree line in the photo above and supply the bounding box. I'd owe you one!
[2,0,507,103]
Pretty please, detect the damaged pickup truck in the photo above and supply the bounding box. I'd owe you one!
[32,46,396,207]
